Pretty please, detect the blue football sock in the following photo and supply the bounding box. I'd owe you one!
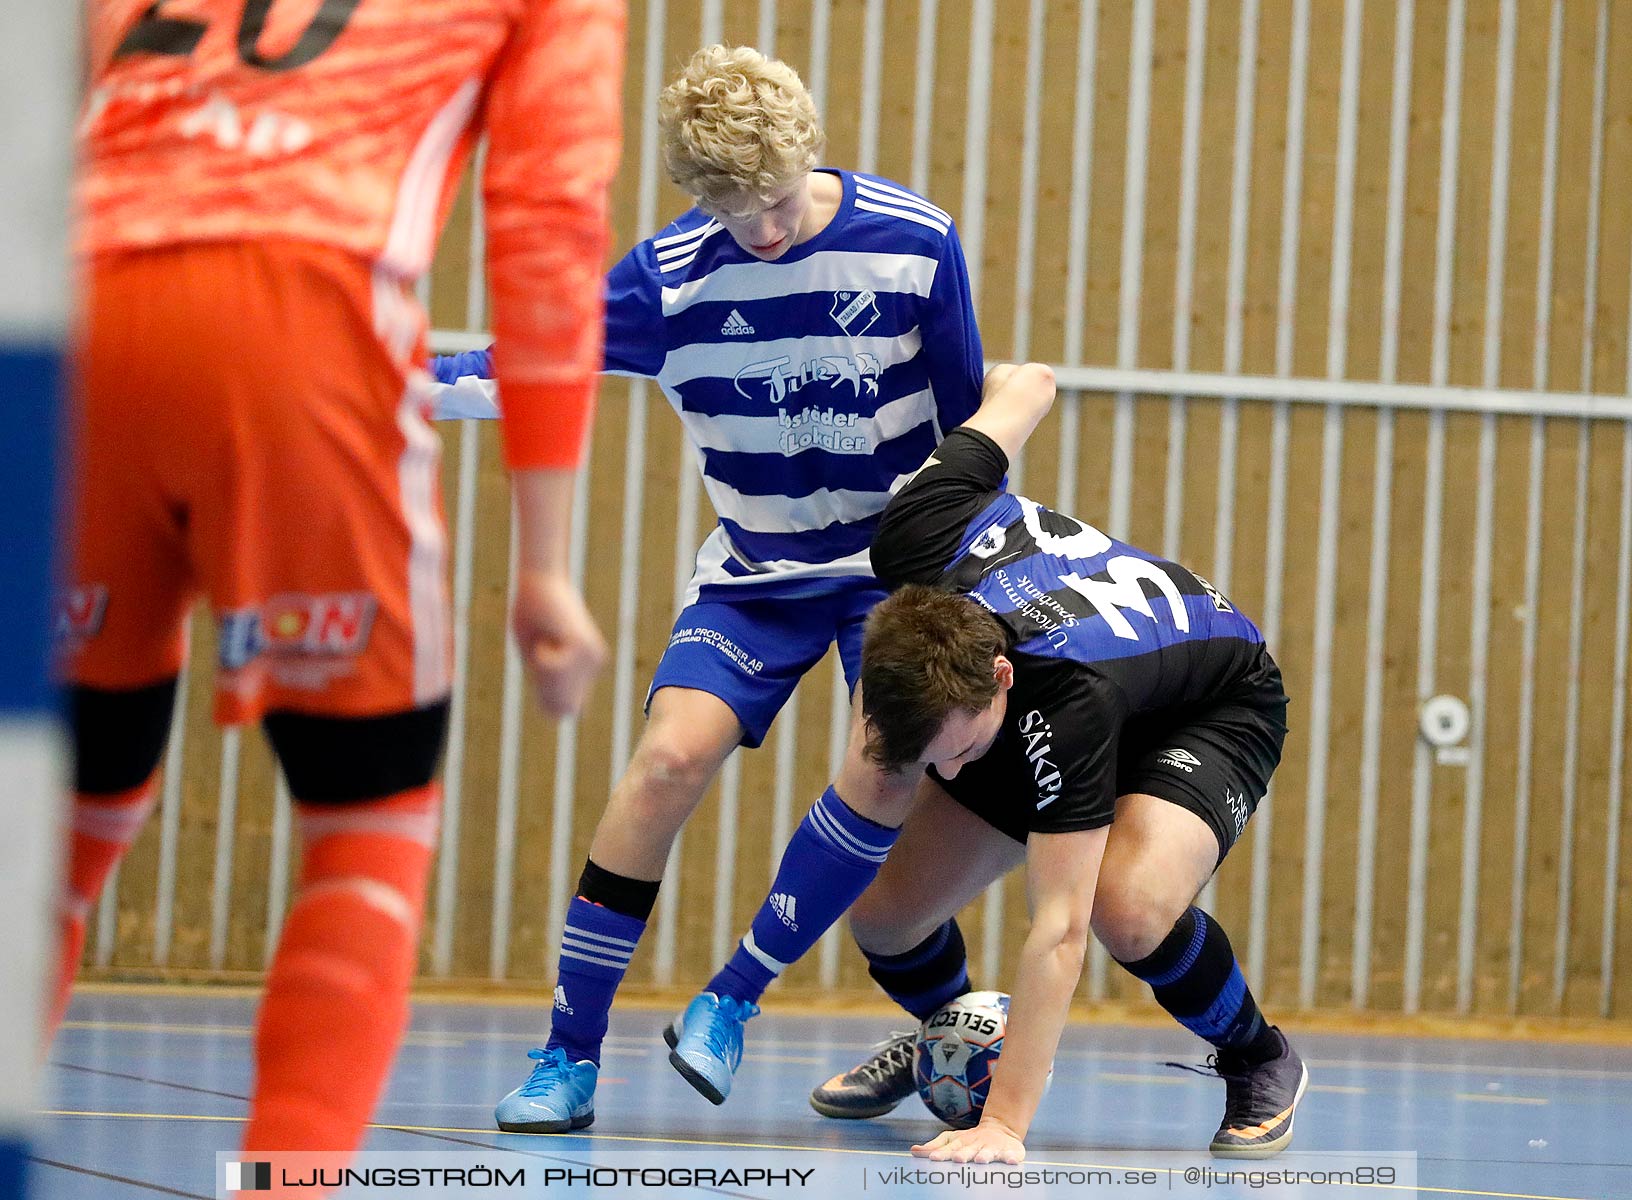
[709,787,900,1005]
[862,919,972,1020]
[545,896,647,1067]
[1117,906,1280,1063]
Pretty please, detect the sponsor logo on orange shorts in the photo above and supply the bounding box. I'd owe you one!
[218,592,377,677]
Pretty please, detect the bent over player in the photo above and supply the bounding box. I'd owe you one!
[58,0,622,1166]
[434,44,985,1131]
[807,364,1307,1161]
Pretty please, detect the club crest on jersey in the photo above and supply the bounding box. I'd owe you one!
[830,289,881,337]
[968,524,1007,559]
[217,592,378,672]
[1019,709,1063,807]
[735,352,882,406]
[55,585,109,644]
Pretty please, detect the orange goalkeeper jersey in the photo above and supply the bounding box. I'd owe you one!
[78,0,624,469]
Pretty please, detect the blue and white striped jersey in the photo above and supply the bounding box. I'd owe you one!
[434,169,984,602]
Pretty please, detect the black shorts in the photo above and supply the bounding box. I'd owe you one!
[935,647,1288,862]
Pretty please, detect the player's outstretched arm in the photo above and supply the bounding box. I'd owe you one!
[959,362,1057,464]
[428,232,667,425]
[912,824,1107,1165]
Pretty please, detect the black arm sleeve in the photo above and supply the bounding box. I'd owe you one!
[870,426,1010,588]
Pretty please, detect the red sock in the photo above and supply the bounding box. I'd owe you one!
[242,784,438,1160]
[48,779,160,1040]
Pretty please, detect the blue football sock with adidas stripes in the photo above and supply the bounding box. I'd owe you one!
[545,862,658,1067]
[708,787,900,1005]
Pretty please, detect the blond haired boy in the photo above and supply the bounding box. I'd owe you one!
[434,44,987,1131]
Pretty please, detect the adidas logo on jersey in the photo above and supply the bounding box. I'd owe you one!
[721,308,756,336]
[1157,747,1202,773]
[553,985,574,1015]
[769,892,799,931]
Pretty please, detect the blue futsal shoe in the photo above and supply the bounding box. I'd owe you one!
[494,1047,597,1133]
[663,991,760,1105]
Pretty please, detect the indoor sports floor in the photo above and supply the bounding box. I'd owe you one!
[33,988,1632,1199]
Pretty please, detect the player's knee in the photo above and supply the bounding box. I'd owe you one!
[848,887,929,957]
[986,361,1055,402]
[1092,873,1187,963]
[834,764,916,828]
[72,679,178,794]
[263,700,449,803]
[628,728,726,806]
[847,908,899,956]
[1014,361,1055,390]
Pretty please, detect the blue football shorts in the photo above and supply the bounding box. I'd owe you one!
[646,582,888,748]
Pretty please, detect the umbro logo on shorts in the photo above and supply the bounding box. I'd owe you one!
[721,308,756,336]
[1157,747,1202,773]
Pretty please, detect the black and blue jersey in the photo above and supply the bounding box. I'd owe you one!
[871,426,1281,835]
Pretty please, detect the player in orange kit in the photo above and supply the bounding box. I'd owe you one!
[58,0,623,1167]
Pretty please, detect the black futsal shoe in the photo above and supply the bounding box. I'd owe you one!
[1206,1027,1309,1158]
[808,1029,918,1119]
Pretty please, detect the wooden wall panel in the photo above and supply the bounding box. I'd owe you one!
[86,1,1632,1022]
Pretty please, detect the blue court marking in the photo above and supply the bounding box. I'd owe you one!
[36,989,1632,1198]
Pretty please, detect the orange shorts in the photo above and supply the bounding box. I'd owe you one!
[65,240,452,724]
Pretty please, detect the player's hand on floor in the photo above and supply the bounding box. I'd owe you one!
[911,1118,1026,1164]
[512,569,608,717]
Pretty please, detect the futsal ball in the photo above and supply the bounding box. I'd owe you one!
[914,990,1009,1128]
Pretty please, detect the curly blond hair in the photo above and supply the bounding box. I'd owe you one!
[658,45,826,208]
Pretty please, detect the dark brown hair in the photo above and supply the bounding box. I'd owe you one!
[860,585,1008,770]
